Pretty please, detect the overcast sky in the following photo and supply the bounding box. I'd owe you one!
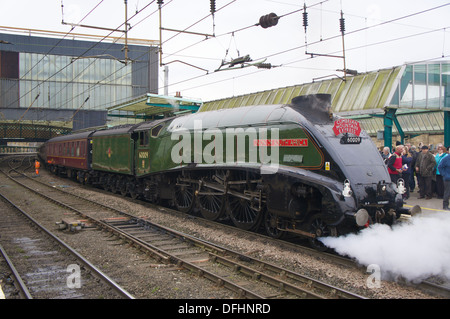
[1,0,450,102]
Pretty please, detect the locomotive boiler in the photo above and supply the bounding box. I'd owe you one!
[40,94,418,250]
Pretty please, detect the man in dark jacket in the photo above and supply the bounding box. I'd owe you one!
[438,147,450,210]
[409,145,419,191]
[415,145,436,199]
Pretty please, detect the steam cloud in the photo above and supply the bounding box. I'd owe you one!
[320,212,450,283]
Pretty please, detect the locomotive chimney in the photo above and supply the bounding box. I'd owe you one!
[290,94,333,124]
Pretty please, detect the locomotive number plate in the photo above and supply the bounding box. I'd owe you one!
[139,151,149,159]
[340,136,361,144]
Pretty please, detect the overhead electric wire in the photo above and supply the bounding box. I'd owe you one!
[253,2,450,63]
[60,1,450,109]
[279,25,450,72]
[6,0,329,110]
[6,0,158,113]
[9,0,450,115]
[159,25,450,99]
[3,0,118,111]
[53,1,164,111]
[0,0,105,106]
[58,1,450,108]
[161,0,237,46]
[55,0,237,109]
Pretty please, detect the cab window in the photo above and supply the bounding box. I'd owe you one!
[151,124,164,137]
[139,131,148,146]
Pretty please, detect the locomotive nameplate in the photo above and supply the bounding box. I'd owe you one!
[253,138,308,147]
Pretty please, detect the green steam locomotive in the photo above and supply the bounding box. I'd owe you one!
[39,94,417,249]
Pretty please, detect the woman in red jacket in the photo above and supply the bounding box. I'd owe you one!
[387,145,405,184]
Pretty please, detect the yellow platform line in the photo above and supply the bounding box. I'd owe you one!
[404,204,447,213]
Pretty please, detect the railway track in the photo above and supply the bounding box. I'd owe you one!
[104,217,365,299]
[0,192,133,299]
[1,156,366,299]
[3,155,449,299]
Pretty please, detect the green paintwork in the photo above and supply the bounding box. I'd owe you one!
[153,122,324,173]
[92,134,134,175]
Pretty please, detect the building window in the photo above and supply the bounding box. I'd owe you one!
[0,51,19,79]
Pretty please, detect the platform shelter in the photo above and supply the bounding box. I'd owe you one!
[107,93,203,124]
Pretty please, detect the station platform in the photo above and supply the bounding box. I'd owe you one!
[403,190,448,215]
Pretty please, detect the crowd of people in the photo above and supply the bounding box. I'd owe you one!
[380,141,450,211]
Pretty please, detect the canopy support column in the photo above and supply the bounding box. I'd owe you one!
[383,108,404,150]
[445,111,450,148]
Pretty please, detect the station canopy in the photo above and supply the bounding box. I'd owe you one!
[107,93,203,119]
[200,61,450,136]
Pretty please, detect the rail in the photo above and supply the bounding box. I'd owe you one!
[2,160,365,299]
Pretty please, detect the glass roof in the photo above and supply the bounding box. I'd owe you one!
[200,61,450,135]
[200,66,403,113]
[389,62,450,110]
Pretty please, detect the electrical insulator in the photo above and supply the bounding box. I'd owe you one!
[157,0,164,6]
[210,0,216,14]
[257,63,273,69]
[259,13,279,29]
[339,11,345,33]
[302,4,308,32]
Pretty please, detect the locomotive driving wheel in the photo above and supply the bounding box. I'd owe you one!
[174,182,196,214]
[197,170,227,221]
[224,171,264,231]
[308,215,337,251]
[226,195,263,231]
[198,192,225,221]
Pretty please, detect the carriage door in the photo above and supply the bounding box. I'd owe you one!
[136,131,150,175]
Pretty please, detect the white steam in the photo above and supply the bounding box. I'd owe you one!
[320,212,450,283]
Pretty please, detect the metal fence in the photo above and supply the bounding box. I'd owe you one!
[0,122,71,140]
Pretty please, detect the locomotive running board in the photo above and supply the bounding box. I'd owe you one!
[179,177,265,204]
[281,227,316,239]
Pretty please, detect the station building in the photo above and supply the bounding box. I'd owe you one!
[0,27,159,145]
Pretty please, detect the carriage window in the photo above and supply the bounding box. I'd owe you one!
[76,141,80,157]
[80,141,85,156]
[139,131,148,146]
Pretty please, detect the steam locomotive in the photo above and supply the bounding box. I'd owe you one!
[38,94,418,250]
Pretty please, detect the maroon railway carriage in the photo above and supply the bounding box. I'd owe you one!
[44,130,95,180]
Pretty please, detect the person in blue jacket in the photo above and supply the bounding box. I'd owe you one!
[435,145,448,199]
[438,147,450,210]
